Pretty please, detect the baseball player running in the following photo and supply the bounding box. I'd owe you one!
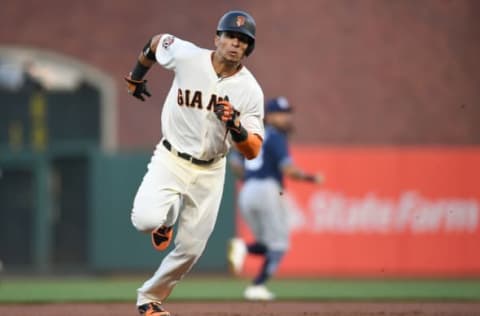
[125,11,264,316]
[228,97,323,300]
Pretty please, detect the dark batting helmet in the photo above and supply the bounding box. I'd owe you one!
[217,10,256,56]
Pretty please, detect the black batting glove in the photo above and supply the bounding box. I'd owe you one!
[124,74,152,101]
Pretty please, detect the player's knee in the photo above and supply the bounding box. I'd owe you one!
[267,239,289,253]
[131,207,160,233]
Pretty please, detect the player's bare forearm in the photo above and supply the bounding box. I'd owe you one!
[283,164,324,184]
[129,34,162,79]
[124,34,162,101]
[137,52,155,68]
[137,35,162,68]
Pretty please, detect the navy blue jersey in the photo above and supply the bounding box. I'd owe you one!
[243,125,292,187]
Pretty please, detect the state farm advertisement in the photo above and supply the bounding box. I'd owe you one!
[237,146,480,277]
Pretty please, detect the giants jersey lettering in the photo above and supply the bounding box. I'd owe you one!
[155,34,265,160]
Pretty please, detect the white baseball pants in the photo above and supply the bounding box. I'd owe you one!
[131,142,226,305]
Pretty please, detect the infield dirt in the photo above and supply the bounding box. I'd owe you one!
[1,301,480,316]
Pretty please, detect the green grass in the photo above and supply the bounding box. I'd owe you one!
[1,277,480,303]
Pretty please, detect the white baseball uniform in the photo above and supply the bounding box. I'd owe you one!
[130,34,264,305]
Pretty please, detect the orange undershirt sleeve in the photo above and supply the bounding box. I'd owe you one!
[234,133,262,160]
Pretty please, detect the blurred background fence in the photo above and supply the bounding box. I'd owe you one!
[1,0,479,277]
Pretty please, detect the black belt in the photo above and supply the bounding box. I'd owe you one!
[162,139,215,166]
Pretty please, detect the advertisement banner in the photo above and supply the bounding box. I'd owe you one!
[237,146,480,276]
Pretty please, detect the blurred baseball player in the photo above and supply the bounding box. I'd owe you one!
[125,11,264,316]
[228,96,323,300]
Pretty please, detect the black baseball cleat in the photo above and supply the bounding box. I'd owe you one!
[138,302,170,316]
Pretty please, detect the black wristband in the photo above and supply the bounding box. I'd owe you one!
[229,123,248,142]
[142,38,156,61]
[304,174,316,182]
[131,61,149,80]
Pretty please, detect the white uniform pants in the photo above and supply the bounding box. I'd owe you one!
[131,142,226,305]
[238,178,290,251]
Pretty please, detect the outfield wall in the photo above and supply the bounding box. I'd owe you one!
[0,149,236,273]
[239,146,480,277]
[2,145,480,276]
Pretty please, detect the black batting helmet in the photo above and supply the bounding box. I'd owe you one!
[217,10,256,56]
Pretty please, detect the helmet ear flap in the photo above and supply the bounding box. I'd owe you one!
[245,41,255,56]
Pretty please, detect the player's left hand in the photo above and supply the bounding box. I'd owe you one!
[124,74,152,101]
[214,99,240,128]
[312,173,325,184]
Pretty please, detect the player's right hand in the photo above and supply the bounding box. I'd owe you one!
[124,74,152,101]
